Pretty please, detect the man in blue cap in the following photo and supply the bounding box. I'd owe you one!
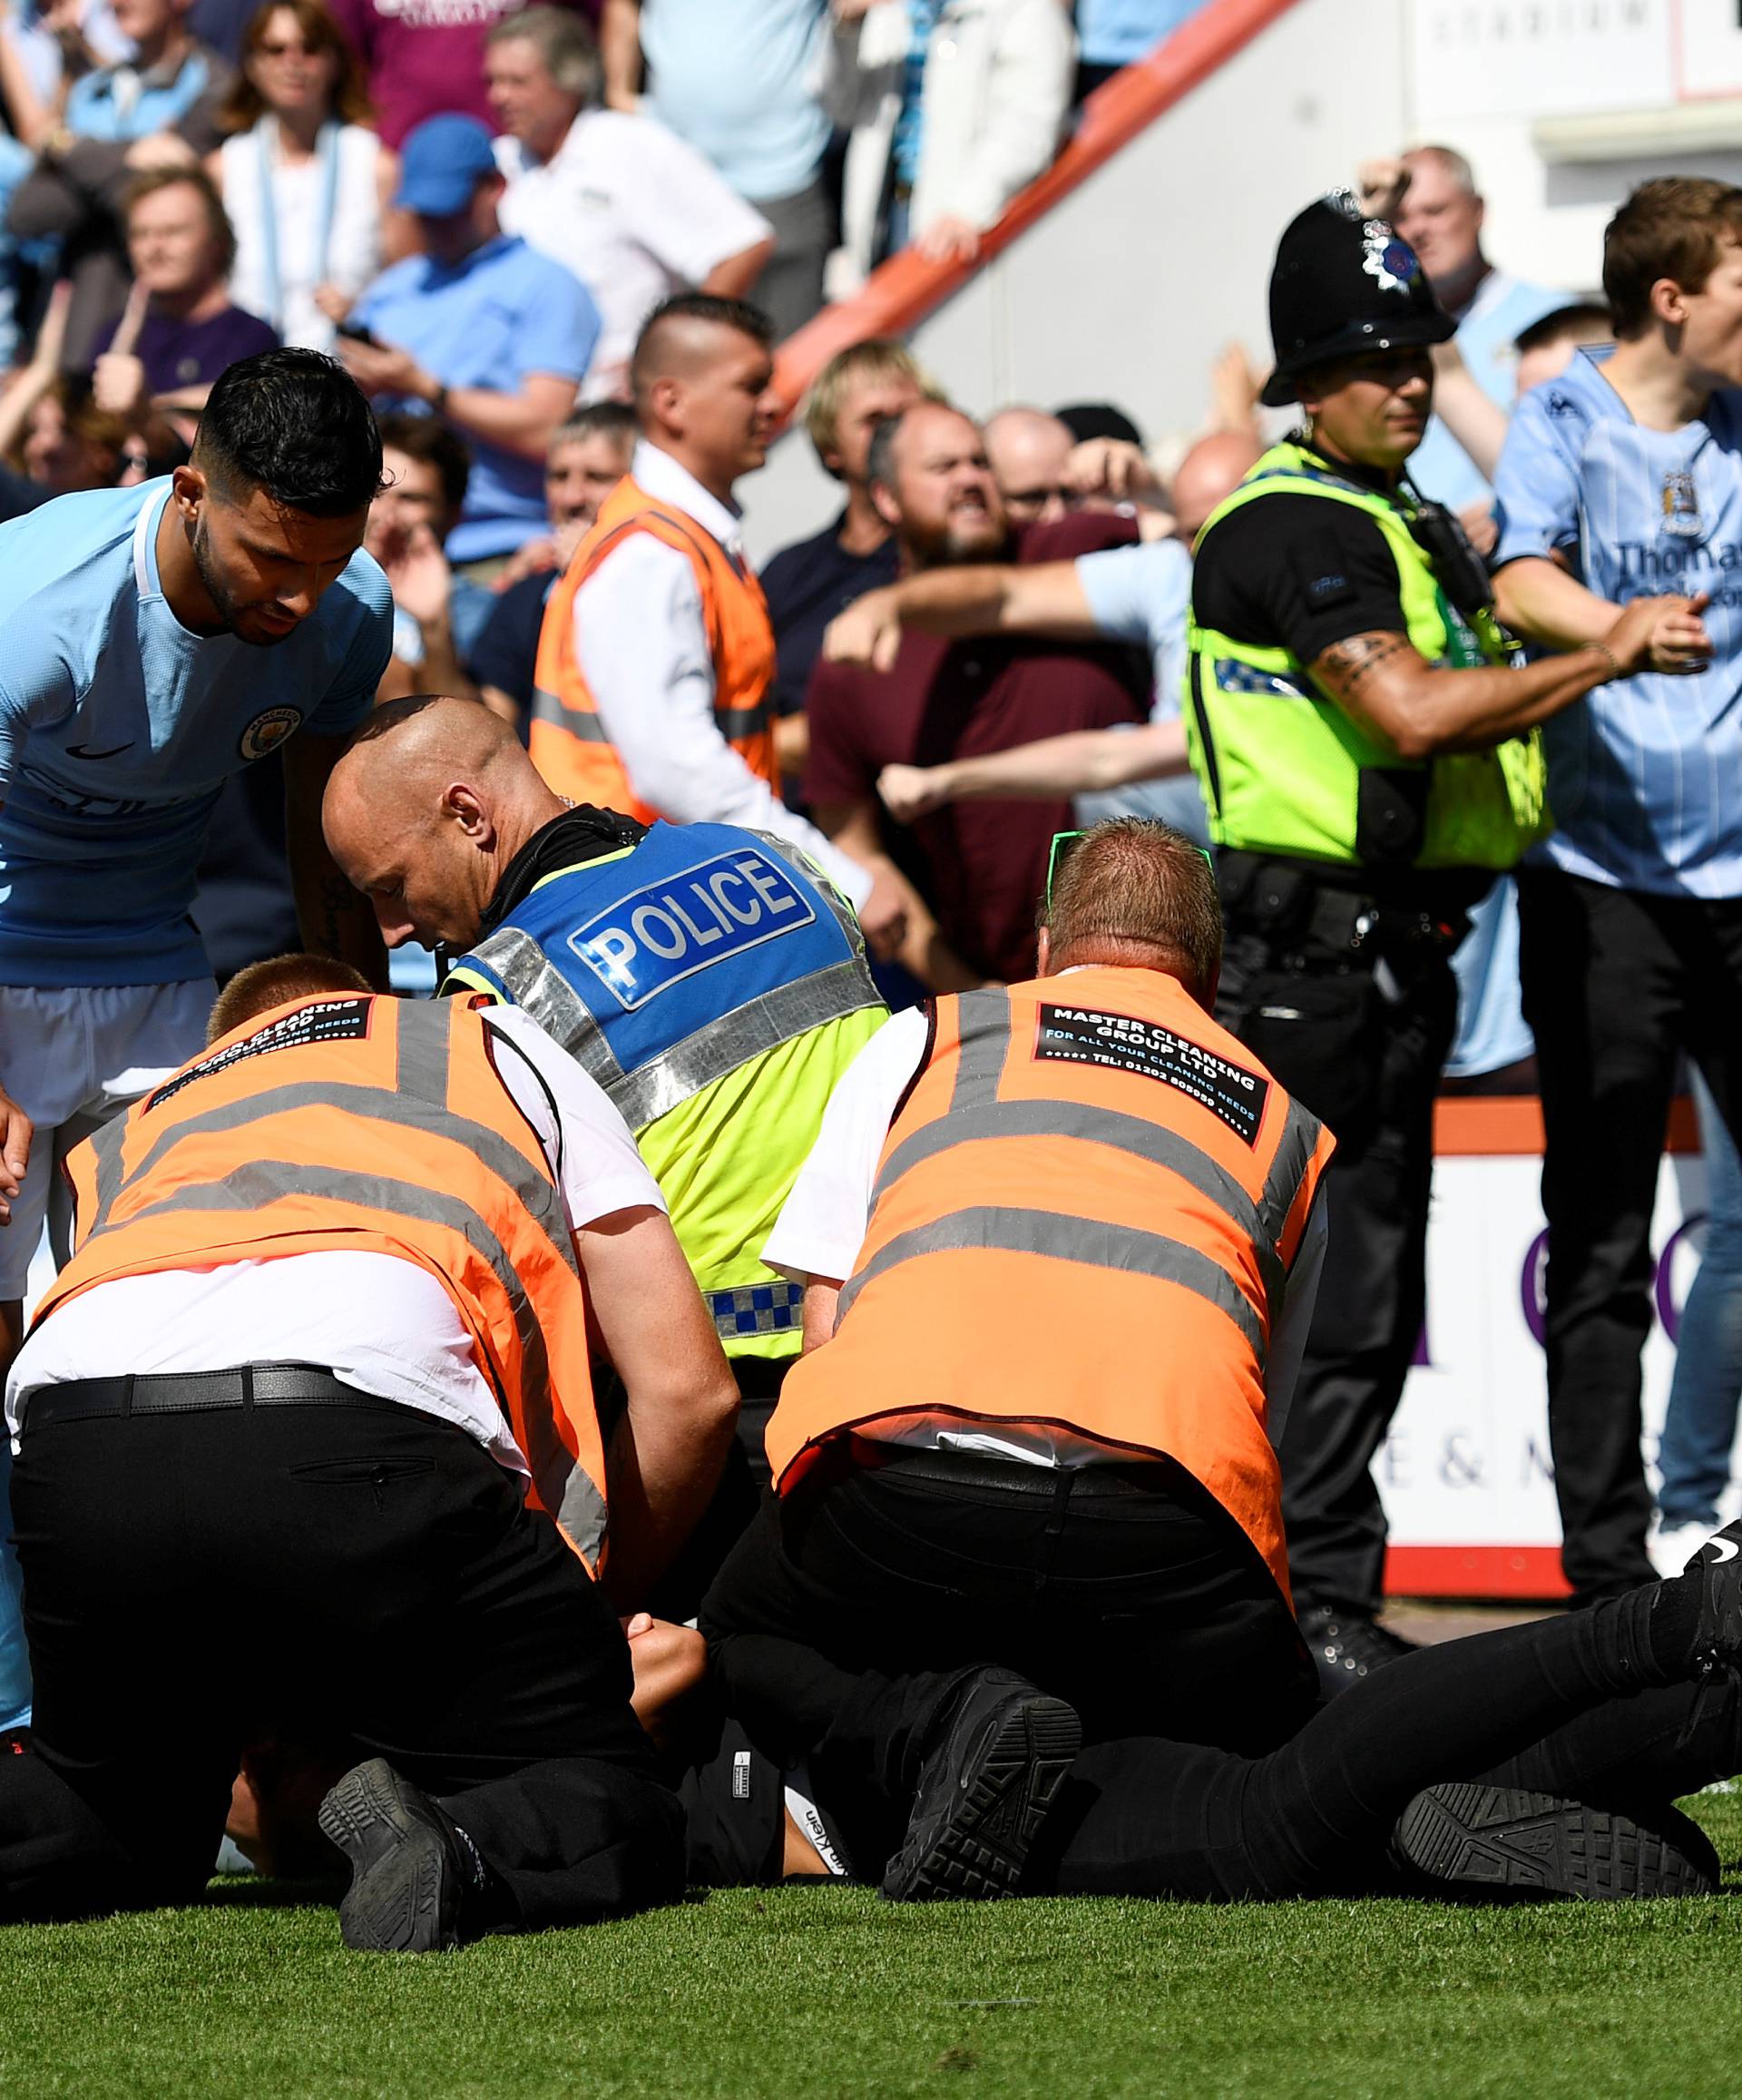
[338,113,602,570]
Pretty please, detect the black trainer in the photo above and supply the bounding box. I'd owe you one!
[318,1757,487,1952]
[1297,1604,1418,1699]
[1391,1783,1718,1900]
[1684,1518,1742,1675]
[881,1669,1081,1902]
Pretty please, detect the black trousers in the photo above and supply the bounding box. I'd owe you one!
[0,1393,685,1927]
[702,1583,1737,1897]
[700,1444,1319,1764]
[1218,925,1459,1617]
[1519,868,1742,1601]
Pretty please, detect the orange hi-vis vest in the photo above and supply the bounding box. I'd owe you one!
[528,474,778,820]
[33,991,611,1575]
[764,970,1335,1599]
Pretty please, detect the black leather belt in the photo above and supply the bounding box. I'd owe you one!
[844,1433,1179,1498]
[23,1364,392,1429]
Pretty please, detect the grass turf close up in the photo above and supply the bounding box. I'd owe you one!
[4,1791,1742,2098]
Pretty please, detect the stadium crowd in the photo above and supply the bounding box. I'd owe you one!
[0,0,1739,1953]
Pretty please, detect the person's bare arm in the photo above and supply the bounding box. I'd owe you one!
[815,798,984,989]
[479,682,523,728]
[339,337,577,464]
[578,1202,739,1607]
[281,731,390,987]
[1307,593,1696,761]
[599,0,644,107]
[1494,556,1716,672]
[700,236,775,300]
[824,561,1100,672]
[1427,338,1510,484]
[880,719,1188,818]
[801,1279,843,1353]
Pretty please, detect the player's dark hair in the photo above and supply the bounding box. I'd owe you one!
[377,408,471,515]
[193,348,386,516]
[1513,301,1612,358]
[1604,178,1742,339]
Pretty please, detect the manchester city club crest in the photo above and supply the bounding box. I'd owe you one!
[1362,222,1422,295]
[1660,468,1702,539]
[238,706,303,761]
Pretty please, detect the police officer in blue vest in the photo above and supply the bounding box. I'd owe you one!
[322,696,888,1581]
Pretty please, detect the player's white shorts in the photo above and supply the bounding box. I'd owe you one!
[0,980,213,1300]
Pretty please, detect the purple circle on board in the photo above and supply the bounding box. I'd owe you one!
[1521,1228,1549,1347]
[1655,1213,1706,1347]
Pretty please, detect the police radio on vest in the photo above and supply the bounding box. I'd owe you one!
[568,847,817,1012]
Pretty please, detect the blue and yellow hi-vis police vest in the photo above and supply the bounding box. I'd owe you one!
[444,821,887,1359]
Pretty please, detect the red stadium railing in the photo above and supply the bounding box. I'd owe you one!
[768,0,1306,423]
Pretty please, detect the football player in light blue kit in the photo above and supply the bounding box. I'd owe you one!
[1492,176,1742,1603]
[0,348,393,1741]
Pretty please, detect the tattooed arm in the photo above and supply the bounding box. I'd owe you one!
[282,731,390,989]
[1307,594,1688,760]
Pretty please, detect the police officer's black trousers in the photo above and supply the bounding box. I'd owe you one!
[1519,868,1742,1603]
[1218,925,1459,1620]
[699,1442,1319,1770]
[0,1393,686,1926]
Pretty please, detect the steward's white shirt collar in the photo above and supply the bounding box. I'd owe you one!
[632,439,744,558]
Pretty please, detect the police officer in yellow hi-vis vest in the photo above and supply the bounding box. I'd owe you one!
[1186,192,1682,1686]
[322,698,889,1507]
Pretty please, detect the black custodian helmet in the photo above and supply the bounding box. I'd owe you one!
[1261,191,1455,407]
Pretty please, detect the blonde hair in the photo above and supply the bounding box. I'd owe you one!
[804,339,942,466]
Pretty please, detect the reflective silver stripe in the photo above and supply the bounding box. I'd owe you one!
[84,1074,578,1283]
[948,987,1011,1114]
[872,1098,1285,1319]
[556,1463,609,1566]
[1258,1094,1324,1264]
[836,1203,1266,1358]
[610,957,882,1130]
[530,688,613,741]
[744,829,869,958]
[717,704,769,741]
[88,1113,129,1239]
[464,926,625,1098]
[116,1157,562,1409]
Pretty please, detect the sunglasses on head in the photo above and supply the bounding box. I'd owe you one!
[1044,829,1214,915]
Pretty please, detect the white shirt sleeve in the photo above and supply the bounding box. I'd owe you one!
[1262,1195,1327,1448]
[761,1008,929,1283]
[616,113,773,282]
[572,536,873,909]
[480,1003,668,1231]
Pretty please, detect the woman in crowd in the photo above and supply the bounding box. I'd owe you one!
[210,0,392,351]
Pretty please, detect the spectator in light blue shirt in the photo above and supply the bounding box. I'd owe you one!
[1074,0,1199,94]
[338,113,601,567]
[1392,145,1564,517]
[1491,174,1742,1604]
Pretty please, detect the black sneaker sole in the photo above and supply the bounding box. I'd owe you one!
[885,1696,1081,1902]
[317,1758,462,1953]
[1392,1783,1717,1901]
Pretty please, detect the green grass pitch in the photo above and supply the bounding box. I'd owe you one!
[5,1791,1742,2098]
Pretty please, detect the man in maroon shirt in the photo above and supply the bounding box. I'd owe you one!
[804,401,1149,986]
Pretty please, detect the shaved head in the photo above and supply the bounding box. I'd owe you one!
[1170,430,1263,543]
[627,291,778,502]
[323,695,563,953]
[984,407,1076,524]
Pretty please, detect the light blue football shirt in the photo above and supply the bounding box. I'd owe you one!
[1073,535,1209,845]
[349,235,602,562]
[1493,346,1742,898]
[1408,271,1567,513]
[0,479,391,986]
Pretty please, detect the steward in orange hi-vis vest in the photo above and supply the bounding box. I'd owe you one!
[34,990,611,1575]
[764,969,1334,1601]
[528,476,778,819]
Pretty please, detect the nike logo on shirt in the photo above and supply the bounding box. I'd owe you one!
[64,742,133,761]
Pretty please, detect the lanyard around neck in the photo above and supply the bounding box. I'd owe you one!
[254,114,341,334]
